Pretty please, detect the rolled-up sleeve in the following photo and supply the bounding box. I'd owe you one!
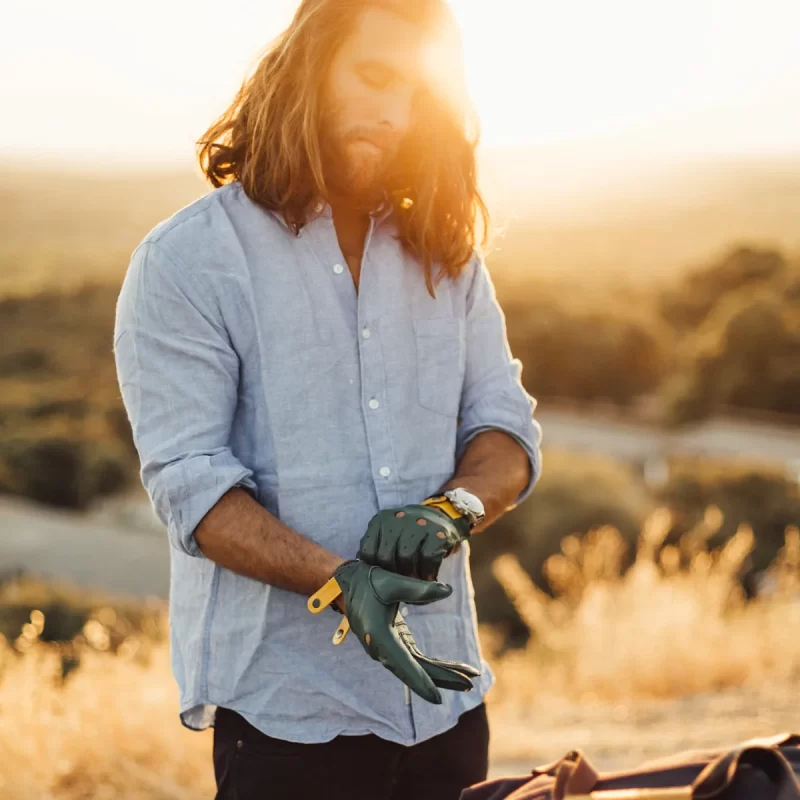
[113,240,256,557]
[456,254,542,507]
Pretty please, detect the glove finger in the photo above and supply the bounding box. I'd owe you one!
[399,625,481,690]
[391,613,479,692]
[376,523,400,573]
[395,527,428,579]
[418,534,451,581]
[398,620,481,691]
[419,651,481,680]
[357,521,380,565]
[369,626,442,705]
[370,569,452,605]
[416,656,478,692]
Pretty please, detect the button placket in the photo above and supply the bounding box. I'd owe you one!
[359,321,391,483]
[357,232,400,497]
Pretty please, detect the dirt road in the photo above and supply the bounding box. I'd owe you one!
[0,493,169,599]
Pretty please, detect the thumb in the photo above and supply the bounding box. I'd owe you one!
[370,568,452,606]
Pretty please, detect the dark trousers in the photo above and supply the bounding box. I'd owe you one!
[213,703,490,800]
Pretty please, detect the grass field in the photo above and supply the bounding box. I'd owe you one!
[1,510,798,798]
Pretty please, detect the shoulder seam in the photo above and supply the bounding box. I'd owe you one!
[141,183,237,251]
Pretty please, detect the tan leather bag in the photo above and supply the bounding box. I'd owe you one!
[461,733,800,800]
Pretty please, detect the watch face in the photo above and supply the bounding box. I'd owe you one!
[445,488,485,520]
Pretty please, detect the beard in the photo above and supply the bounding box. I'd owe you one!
[319,111,400,209]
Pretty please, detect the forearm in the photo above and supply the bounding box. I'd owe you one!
[194,487,345,596]
[439,429,531,534]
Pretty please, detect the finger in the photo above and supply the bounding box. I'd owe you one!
[370,626,442,705]
[397,624,481,690]
[370,568,452,605]
[416,656,477,692]
[395,527,428,578]
[397,621,480,691]
[375,522,399,573]
[357,523,380,565]
[419,534,450,581]
[420,652,481,680]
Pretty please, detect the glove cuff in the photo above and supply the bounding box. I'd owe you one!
[332,558,359,580]
[421,496,472,539]
[421,494,462,521]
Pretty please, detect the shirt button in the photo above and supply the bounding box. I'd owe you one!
[333,263,344,274]
[362,327,371,339]
[368,399,380,410]
[400,605,409,618]
[379,466,391,478]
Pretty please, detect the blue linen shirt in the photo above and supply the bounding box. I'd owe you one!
[113,180,542,746]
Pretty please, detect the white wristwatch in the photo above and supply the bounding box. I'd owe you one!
[422,488,486,530]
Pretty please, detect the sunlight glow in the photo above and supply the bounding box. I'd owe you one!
[2,0,799,165]
[452,0,800,152]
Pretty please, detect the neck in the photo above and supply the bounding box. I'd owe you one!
[326,190,369,224]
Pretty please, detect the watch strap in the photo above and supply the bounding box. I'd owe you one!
[420,495,462,521]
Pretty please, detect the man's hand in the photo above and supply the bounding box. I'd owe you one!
[357,504,471,581]
[331,559,480,704]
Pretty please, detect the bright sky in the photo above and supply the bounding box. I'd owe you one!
[3,0,800,167]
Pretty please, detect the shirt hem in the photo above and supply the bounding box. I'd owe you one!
[178,681,492,746]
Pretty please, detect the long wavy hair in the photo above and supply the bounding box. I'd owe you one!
[196,0,488,297]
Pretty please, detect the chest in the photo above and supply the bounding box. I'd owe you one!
[332,214,370,294]
[342,251,362,293]
[226,223,469,484]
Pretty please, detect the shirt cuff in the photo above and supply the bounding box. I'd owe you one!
[456,398,542,508]
[147,448,257,557]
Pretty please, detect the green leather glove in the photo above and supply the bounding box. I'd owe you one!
[333,559,481,704]
[357,504,471,581]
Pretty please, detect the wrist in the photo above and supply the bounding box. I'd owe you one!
[325,555,348,580]
[422,487,485,533]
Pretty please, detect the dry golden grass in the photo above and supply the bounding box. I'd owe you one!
[489,509,800,704]
[0,628,214,800]
[1,511,799,797]
[484,510,800,764]
[0,579,210,800]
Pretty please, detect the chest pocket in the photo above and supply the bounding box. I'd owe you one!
[413,317,466,418]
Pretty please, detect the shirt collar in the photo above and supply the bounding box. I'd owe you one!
[369,190,395,226]
[269,190,394,232]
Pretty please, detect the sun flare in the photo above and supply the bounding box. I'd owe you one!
[2,0,800,164]
[451,0,722,148]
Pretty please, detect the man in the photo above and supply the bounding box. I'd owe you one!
[113,0,542,797]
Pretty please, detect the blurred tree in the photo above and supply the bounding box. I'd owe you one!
[503,294,672,406]
[0,435,130,509]
[660,245,788,331]
[666,290,800,422]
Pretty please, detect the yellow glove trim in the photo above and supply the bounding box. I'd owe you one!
[308,576,351,645]
[308,576,342,613]
[420,495,462,520]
